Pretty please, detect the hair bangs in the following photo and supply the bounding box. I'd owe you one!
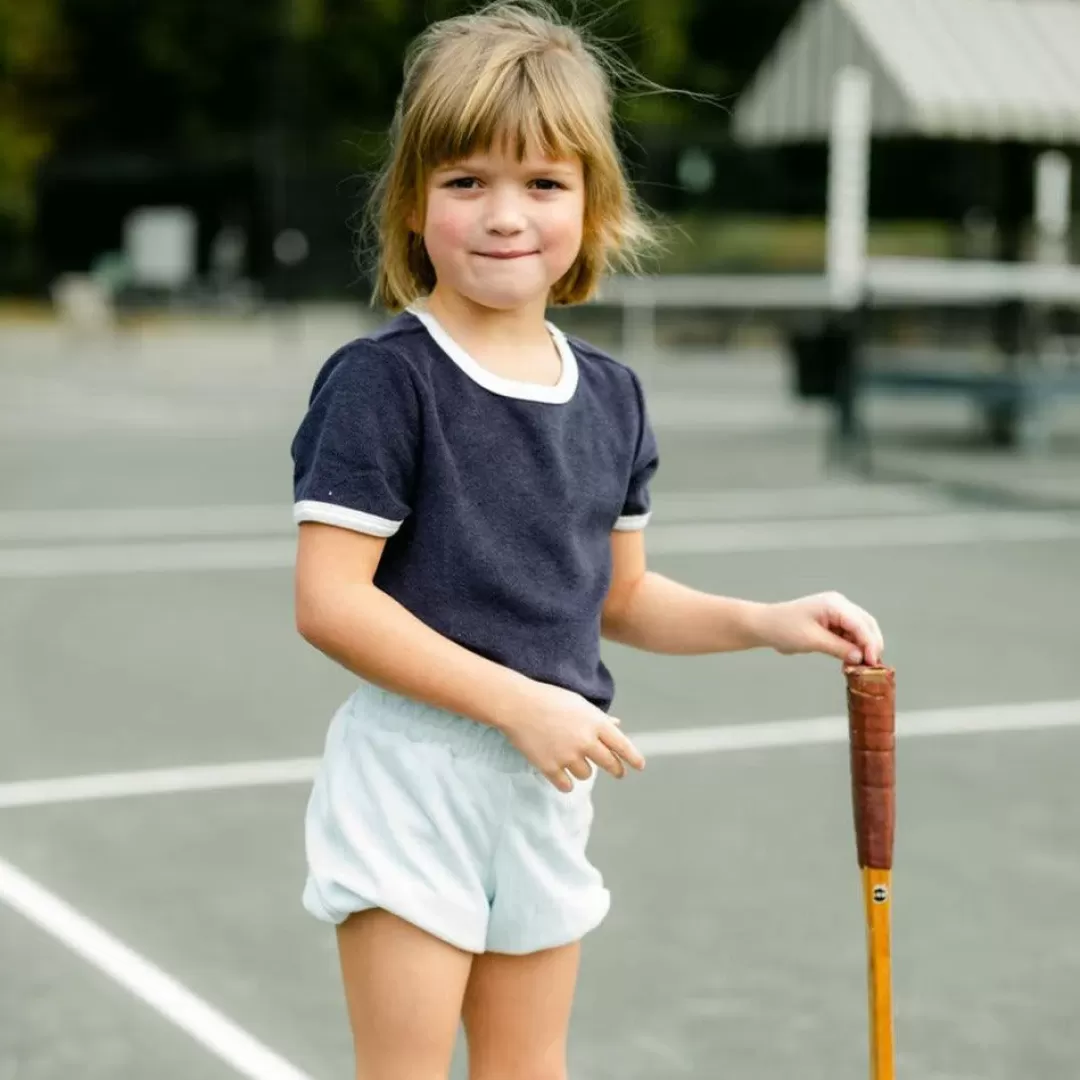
[416,46,602,171]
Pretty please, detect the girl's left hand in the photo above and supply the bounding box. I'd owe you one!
[756,591,884,666]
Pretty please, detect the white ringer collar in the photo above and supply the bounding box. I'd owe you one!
[407,305,578,404]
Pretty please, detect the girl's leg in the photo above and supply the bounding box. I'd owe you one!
[461,942,581,1080]
[336,908,474,1080]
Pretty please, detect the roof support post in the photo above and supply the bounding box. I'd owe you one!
[827,65,872,310]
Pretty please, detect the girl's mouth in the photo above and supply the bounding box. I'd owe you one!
[475,250,538,260]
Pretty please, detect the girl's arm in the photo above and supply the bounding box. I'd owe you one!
[294,522,645,789]
[601,531,884,664]
[295,523,531,729]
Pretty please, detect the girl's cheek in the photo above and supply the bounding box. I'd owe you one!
[548,209,584,256]
[424,202,472,249]
[550,196,585,241]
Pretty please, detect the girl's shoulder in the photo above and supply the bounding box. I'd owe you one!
[305,312,430,404]
[556,330,648,413]
[559,330,642,383]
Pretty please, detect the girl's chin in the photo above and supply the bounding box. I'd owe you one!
[451,279,554,310]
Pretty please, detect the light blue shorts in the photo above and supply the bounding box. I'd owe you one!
[302,679,610,955]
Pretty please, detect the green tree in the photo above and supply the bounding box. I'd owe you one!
[0,0,70,228]
[53,0,283,153]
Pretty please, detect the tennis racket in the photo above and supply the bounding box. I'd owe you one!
[845,664,896,1080]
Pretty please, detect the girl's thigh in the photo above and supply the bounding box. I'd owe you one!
[461,942,581,1080]
[336,908,474,1080]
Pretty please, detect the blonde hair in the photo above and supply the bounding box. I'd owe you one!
[368,0,657,311]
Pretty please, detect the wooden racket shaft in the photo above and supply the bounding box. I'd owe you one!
[845,665,896,1080]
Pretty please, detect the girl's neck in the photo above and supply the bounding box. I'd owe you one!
[423,287,550,349]
[419,286,563,388]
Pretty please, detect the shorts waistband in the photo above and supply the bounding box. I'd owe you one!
[346,679,532,774]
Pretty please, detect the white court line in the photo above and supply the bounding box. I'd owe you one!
[642,512,1080,555]
[1,697,1078,811]
[1,698,1077,1080]
[0,538,297,579]
[0,758,319,810]
[0,484,942,543]
[0,856,313,1080]
[653,483,953,521]
[0,505,290,543]
[3,510,1080,579]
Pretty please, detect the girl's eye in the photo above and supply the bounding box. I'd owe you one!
[441,177,566,191]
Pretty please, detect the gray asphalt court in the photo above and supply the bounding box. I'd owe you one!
[2,308,1079,1079]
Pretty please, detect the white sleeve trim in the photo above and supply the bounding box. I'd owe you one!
[293,500,403,537]
[613,512,651,532]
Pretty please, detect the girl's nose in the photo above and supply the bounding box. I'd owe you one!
[483,189,527,234]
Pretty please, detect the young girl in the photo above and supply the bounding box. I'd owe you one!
[291,3,884,1077]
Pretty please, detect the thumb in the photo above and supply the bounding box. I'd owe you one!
[809,625,863,665]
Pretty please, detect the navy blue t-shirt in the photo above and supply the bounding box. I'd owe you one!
[291,307,659,711]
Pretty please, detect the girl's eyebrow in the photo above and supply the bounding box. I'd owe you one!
[434,157,579,176]
[436,156,493,169]
[529,161,578,176]
[432,162,487,179]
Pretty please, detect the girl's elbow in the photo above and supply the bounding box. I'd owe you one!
[600,608,634,645]
[294,582,330,647]
[294,577,377,649]
[601,580,642,644]
[295,605,322,647]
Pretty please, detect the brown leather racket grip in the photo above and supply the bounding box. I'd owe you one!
[845,665,896,870]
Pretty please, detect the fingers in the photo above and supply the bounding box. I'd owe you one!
[867,614,884,664]
[587,739,625,779]
[852,611,885,665]
[541,718,646,791]
[544,767,576,793]
[566,758,594,782]
[812,625,862,664]
[826,594,885,665]
[599,721,646,772]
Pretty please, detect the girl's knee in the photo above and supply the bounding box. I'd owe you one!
[467,1035,572,1079]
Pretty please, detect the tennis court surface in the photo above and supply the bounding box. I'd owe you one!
[2,310,1079,1079]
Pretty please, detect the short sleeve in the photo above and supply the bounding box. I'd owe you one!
[613,370,659,532]
[291,343,419,537]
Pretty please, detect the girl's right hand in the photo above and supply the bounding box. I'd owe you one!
[495,681,646,792]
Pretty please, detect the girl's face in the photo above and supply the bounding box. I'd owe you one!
[418,141,585,312]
